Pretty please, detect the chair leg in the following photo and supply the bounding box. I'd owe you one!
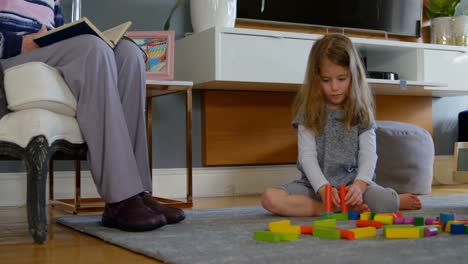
[24,136,50,244]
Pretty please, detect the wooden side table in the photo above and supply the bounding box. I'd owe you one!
[146,80,193,208]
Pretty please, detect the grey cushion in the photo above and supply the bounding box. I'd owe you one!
[375,121,434,194]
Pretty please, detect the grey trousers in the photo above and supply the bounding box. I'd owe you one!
[279,178,399,213]
[0,35,152,203]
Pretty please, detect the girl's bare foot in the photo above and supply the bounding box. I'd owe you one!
[399,193,422,210]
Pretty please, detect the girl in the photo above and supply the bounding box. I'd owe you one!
[261,34,421,216]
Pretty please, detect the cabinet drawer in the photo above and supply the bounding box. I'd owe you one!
[424,49,468,91]
[219,33,313,84]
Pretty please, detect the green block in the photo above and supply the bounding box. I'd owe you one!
[371,212,377,220]
[314,219,337,228]
[279,233,299,241]
[464,224,468,234]
[313,227,341,239]
[331,213,349,220]
[319,214,334,220]
[414,217,425,226]
[253,231,281,242]
[383,224,414,236]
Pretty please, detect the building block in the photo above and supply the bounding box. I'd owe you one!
[360,212,372,220]
[325,184,333,214]
[300,226,313,235]
[440,213,455,225]
[385,227,421,239]
[383,225,414,236]
[313,227,341,239]
[425,218,437,225]
[465,225,468,234]
[348,211,360,220]
[268,220,291,230]
[331,213,349,220]
[270,225,301,234]
[393,217,405,224]
[374,214,393,225]
[314,219,337,228]
[253,231,281,242]
[356,220,383,229]
[339,184,348,212]
[403,217,415,224]
[416,225,442,237]
[450,223,465,235]
[335,227,355,240]
[348,227,377,239]
[444,220,462,232]
[423,227,439,237]
[279,233,299,241]
[414,217,424,226]
[431,220,444,230]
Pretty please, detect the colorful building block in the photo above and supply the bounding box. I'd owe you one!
[268,220,291,230]
[385,227,421,239]
[360,212,372,220]
[356,220,383,229]
[414,217,425,226]
[300,226,313,235]
[383,225,414,236]
[339,184,348,212]
[314,219,337,228]
[335,227,355,240]
[450,223,465,234]
[423,227,438,237]
[325,184,333,214]
[253,231,281,242]
[270,225,301,234]
[313,227,341,239]
[348,227,377,239]
[374,214,393,225]
[348,211,360,220]
[440,213,455,225]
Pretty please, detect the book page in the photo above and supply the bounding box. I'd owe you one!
[103,21,132,46]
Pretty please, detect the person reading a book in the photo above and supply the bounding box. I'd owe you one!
[0,0,185,231]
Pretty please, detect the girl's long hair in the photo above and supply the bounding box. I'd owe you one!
[293,34,375,135]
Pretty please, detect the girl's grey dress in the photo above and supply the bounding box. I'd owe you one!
[280,109,399,212]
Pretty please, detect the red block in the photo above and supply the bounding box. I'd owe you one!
[339,184,348,213]
[300,226,313,235]
[356,220,383,229]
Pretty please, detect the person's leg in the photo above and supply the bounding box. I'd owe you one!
[363,182,422,212]
[113,39,185,224]
[261,179,324,216]
[1,35,166,231]
[113,39,151,191]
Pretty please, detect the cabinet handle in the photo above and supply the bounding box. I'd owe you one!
[399,80,407,90]
[261,0,265,13]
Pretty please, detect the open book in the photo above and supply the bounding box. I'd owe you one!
[34,17,132,49]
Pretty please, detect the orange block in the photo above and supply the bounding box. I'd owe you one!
[356,220,383,229]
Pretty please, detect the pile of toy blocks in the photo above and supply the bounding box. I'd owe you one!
[253,184,468,242]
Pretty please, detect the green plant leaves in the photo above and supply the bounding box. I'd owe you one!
[164,0,184,31]
[425,0,461,19]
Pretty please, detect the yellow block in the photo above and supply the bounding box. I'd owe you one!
[270,225,301,234]
[374,214,393,225]
[360,212,372,221]
[348,227,377,239]
[268,220,291,231]
[385,227,420,239]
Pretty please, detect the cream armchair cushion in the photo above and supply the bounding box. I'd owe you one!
[4,62,77,117]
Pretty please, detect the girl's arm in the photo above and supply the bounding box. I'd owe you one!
[298,125,329,193]
[354,128,378,189]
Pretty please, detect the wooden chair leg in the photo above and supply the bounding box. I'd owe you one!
[74,160,81,214]
[24,136,50,244]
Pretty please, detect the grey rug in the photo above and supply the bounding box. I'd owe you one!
[56,194,468,264]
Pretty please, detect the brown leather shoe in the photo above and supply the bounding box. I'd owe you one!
[102,194,167,231]
[140,192,186,224]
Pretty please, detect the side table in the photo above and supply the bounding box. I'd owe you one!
[146,80,193,208]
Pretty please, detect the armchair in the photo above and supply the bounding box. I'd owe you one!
[0,61,87,243]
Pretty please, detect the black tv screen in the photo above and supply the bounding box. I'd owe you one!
[237,0,422,37]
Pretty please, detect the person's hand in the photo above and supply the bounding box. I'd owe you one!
[21,25,47,54]
[318,184,340,210]
[344,180,367,206]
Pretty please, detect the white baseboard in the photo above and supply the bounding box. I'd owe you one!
[0,165,300,207]
[0,155,455,207]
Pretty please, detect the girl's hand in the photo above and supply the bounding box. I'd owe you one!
[318,185,341,210]
[21,25,47,54]
[345,181,367,206]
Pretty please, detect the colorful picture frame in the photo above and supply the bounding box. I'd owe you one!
[125,31,174,80]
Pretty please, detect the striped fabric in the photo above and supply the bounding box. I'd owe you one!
[0,0,64,59]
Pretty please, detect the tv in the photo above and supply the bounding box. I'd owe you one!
[237,0,422,37]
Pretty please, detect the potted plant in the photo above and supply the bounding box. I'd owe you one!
[425,0,461,45]
[164,0,184,31]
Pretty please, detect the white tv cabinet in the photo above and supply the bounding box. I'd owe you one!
[175,27,468,97]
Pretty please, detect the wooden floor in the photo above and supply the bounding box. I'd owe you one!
[0,185,467,264]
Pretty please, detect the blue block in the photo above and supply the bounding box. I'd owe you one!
[440,213,455,224]
[450,223,465,235]
[348,211,360,220]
